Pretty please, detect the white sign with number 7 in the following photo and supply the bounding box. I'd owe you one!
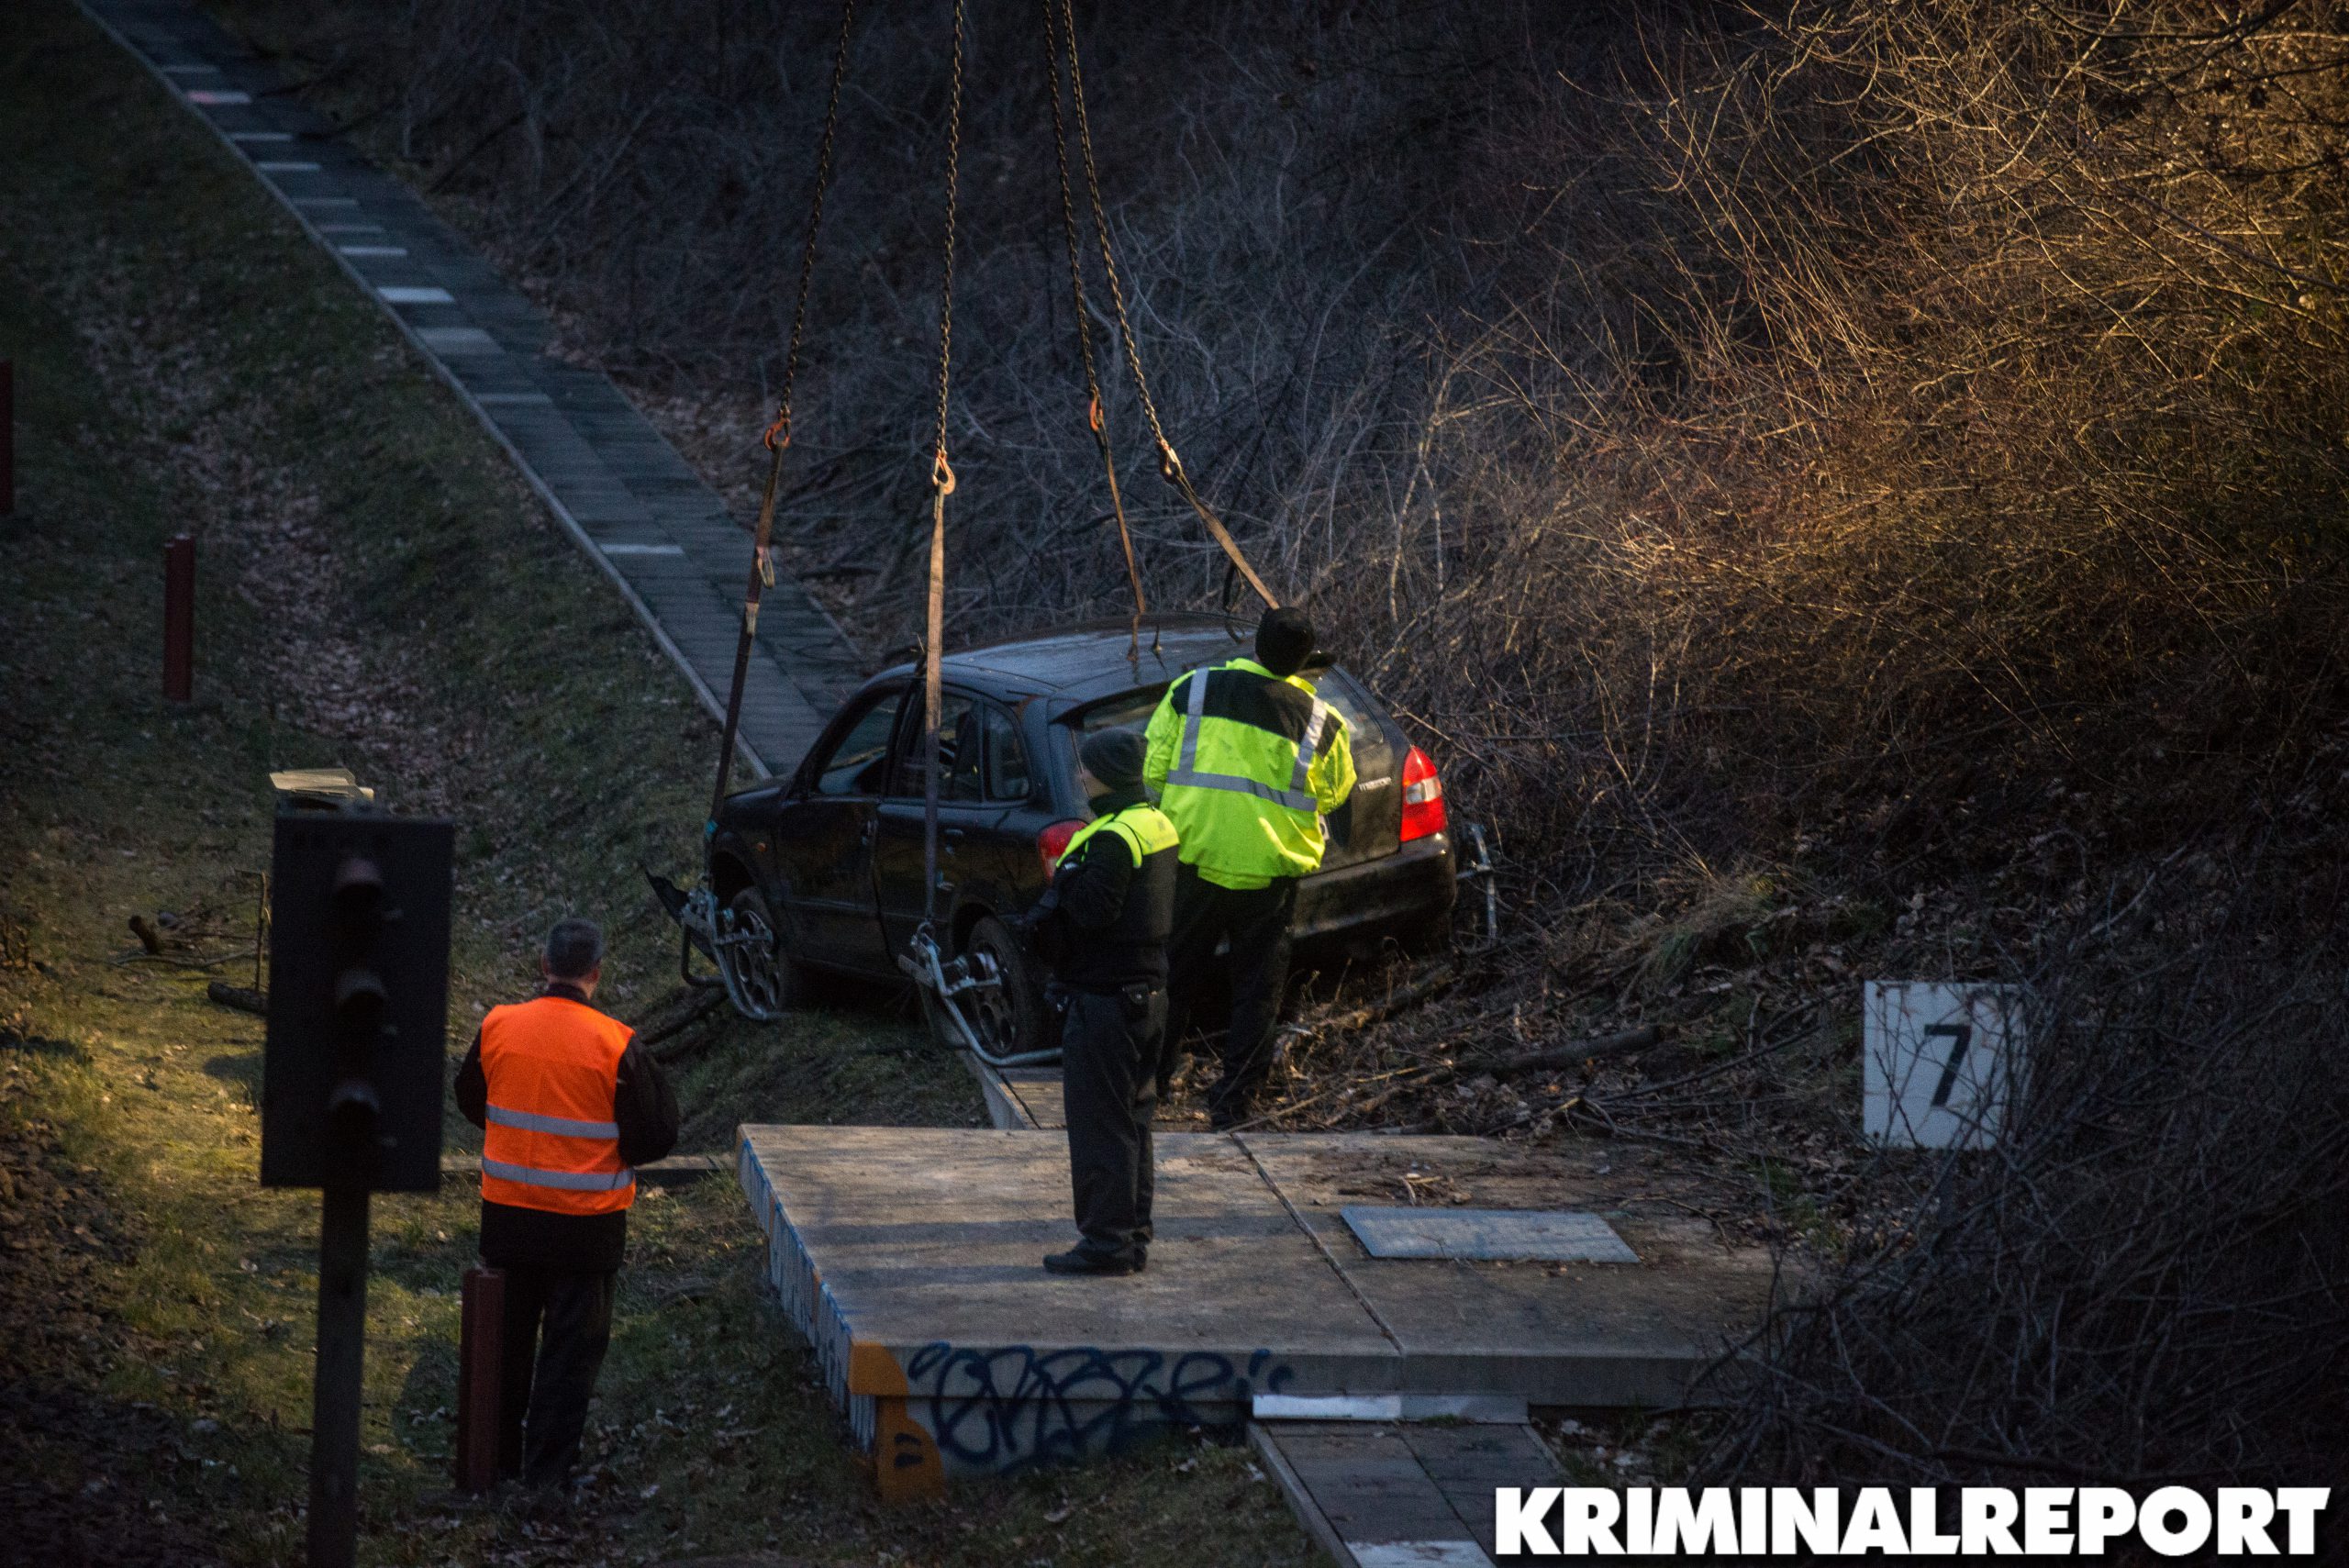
[1863,981,2024,1149]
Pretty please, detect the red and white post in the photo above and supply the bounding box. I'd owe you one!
[1,359,15,517]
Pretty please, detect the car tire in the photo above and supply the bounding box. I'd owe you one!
[719,884,806,1021]
[936,914,1051,1060]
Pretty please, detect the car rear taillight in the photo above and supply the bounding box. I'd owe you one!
[1399,745,1447,842]
[1038,818,1085,874]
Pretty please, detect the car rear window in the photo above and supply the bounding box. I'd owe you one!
[1075,666,1384,744]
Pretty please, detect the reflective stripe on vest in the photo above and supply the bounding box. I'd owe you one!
[478,995,636,1217]
[485,1104,620,1139]
[480,1157,635,1193]
[1163,663,1330,815]
[1055,802,1180,871]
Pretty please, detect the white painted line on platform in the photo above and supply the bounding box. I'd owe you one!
[598,542,685,557]
[1350,1543,1493,1568]
[184,89,250,105]
[255,160,321,172]
[377,286,455,305]
[1253,1393,1528,1422]
[229,131,293,142]
[337,245,408,258]
[416,327,501,354]
[1258,1395,1406,1421]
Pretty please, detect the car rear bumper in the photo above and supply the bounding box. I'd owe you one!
[1293,833,1457,947]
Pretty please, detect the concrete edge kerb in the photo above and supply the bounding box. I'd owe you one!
[78,0,770,778]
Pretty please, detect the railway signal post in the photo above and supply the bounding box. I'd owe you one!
[262,797,453,1568]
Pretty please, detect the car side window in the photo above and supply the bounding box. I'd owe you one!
[889,692,984,803]
[812,690,904,796]
[983,704,1030,800]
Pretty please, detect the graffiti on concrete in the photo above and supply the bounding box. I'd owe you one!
[904,1343,1291,1473]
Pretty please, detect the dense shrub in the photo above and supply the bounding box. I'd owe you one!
[226,0,2349,1483]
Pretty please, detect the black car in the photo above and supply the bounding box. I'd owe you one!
[703,613,1457,1055]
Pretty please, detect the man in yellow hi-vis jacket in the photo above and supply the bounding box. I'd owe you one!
[1144,606,1355,1128]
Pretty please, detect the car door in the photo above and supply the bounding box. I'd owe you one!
[768,683,904,973]
[873,689,1023,959]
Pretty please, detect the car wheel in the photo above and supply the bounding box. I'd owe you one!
[718,884,804,1021]
[940,915,1049,1060]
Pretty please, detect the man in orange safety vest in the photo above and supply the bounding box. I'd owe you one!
[455,917,677,1493]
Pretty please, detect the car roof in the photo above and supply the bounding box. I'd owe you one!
[873,613,1260,705]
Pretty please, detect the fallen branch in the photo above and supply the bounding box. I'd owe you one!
[206,981,268,1016]
[1478,1025,1660,1079]
[641,990,727,1061]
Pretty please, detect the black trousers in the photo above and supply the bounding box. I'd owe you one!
[495,1264,618,1488]
[1166,865,1297,1127]
[1061,984,1164,1262]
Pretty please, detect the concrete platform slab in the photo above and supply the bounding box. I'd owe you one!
[1239,1134,1776,1407]
[1254,1418,1564,1567]
[737,1125,1776,1496]
[1259,1424,1481,1564]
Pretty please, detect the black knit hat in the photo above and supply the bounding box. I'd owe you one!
[1080,727,1148,789]
[1255,606,1316,676]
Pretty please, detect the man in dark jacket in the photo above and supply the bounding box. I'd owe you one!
[1021,728,1178,1276]
[454,917,678,1490]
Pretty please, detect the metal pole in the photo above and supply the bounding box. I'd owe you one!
[163,533,195,702]
[307,1175,371,1568]
[1,359,14,517]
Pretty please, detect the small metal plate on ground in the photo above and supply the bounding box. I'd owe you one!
[1341,1207,1639,1263]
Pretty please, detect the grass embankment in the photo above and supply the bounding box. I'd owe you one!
[0,4,1308,1562]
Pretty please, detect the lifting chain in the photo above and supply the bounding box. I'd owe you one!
[763,0,859,457]
[1041,0,1151,657]
[920,0,969,933]
[709,0,860,825]
[1052,0,1278,609]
